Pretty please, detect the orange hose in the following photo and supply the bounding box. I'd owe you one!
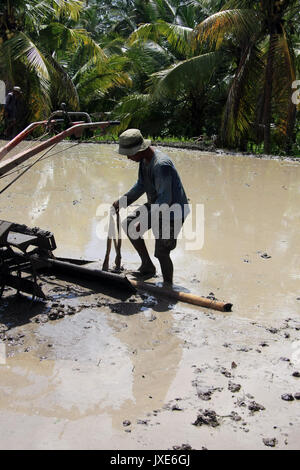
[130,279,232,312]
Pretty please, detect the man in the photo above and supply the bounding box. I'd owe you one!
[113,128,189,285]
[4,86,23,139]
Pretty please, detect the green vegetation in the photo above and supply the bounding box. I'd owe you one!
[0,0,299,155]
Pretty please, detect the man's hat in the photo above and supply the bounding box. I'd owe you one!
[118,129,151,156]
[13,86,21,92]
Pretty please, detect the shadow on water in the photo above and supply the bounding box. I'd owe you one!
[38,268,134,303]
[0,270,135,330]
[106,291,178,317]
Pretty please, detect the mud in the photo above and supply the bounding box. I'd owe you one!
[0,141,299,449]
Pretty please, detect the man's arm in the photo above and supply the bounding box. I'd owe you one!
[153,164,173,206]
[148,164,173,221]
[113,163,145,212]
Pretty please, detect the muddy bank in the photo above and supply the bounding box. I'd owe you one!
[0,274,299,450]
[76,139,300,162]
[12,137,299,161]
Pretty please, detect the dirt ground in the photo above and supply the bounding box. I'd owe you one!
[0,143,299,450]
[0,268,299,450]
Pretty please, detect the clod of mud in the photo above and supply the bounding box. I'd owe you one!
[0,324,8,333]
[263,438,277,448]
[229,411,242,422]
[281,394,294,401]
[192,409,220,428]
[267,327,279,334]
[171,404,183,411]
[220,367,232,378]
[248,401,265,412]
[5,333,25,347]
[33,314,49,324]
[196,390,213,401]
[293,393,300,400]
[292,372,300,378]
[260,253,272,259]
[228,381,241,393]
[206,292,217,301]
[122,420,131,427]
[172,444,193,450]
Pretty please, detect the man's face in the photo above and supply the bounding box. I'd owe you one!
[127,152,144,162]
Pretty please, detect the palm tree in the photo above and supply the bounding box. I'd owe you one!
[117,0,229,137]
[0,0,107,121]
[195,0,299,153]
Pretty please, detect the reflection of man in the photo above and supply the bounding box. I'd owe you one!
[4,86,23,139]
[113,129,189,286]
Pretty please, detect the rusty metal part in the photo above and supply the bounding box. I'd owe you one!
[0,121,48,161]
[0,220,57,299]
[0,121,120,177]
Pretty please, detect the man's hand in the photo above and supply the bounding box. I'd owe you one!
[112,200,120,213]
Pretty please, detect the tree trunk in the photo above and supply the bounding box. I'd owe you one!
[263,29,276,154]
[285,101,296,154]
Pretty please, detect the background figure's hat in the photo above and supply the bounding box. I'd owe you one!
[13,86,21,92]
[118,129,151,156]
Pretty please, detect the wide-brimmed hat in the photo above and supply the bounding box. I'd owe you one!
[13,86,21,93]
[118,129,151,156]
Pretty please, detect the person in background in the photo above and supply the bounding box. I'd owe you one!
[4,86,24,139]
[113,129,190,286]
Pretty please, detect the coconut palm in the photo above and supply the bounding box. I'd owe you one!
[115,0,229,136]
[194,0,299,152]
[0,0,107,121]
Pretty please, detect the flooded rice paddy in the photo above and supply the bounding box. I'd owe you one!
[0,141,299,320]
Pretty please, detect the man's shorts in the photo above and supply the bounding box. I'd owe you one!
[122,203,184,258]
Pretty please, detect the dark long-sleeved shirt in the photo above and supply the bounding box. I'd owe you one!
[123,149,190,220]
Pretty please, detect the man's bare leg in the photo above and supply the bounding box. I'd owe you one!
[157,255,173,285]
[128,237,156,275]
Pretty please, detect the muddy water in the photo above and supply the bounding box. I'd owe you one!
[1,141,299,320]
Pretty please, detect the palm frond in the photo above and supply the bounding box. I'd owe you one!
[41,23,107,62]
[113,93,153,131]
[148,51,221,98]
[52,0,84,21]
[220,42,264,146]
[157,21,194,56]
[195,9,262,49]
[5,32,50,95]
[47,54,80,110]
[129,23,162,45]
[272,30,297,140]
[130,20,193,58]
